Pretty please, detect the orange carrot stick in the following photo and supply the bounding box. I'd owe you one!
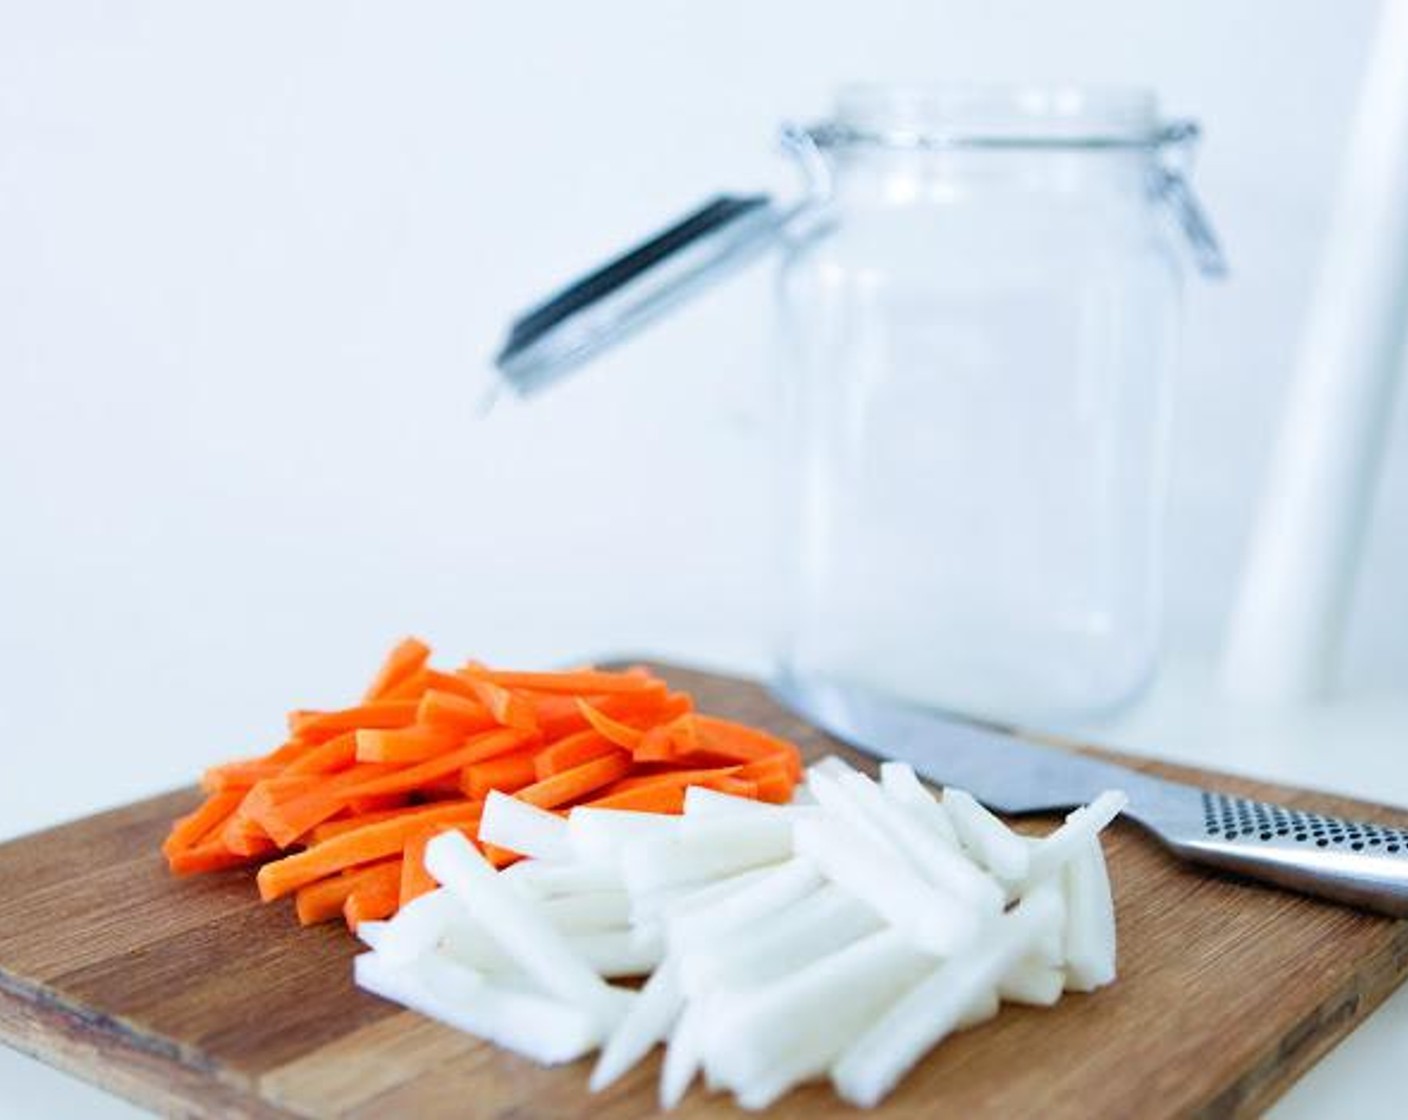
[575,700,645,751]
[287,700,419,742]
[457,673,538,733]
[309,804,427,844]
[343,861,404,930]
[295,859,400,926]
[533,730,618,779]
[514,750,633,810]
[256,802,484,901]
[462,748,540,800]
[355,724,465,764]
[460,666,664,695]
[169,839,269,876]
[200,761,286,794]
[251,728,529,846]
[582,783,688,814]
[281,731,359,777]
[362,637,432,702]
[163,790,246,858]
[417,689,496,732]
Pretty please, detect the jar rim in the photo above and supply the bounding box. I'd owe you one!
[814,83,1192,151]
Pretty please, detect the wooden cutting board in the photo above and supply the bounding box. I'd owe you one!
[2,664,1407,1120]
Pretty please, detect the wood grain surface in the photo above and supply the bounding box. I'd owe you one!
[2,663,1406,1119]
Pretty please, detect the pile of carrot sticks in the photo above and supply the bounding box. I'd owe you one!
[161,639,803,932]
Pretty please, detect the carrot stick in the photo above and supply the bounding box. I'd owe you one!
[355,724,465,764]
[200,761,286,794]
[220,809,276,856]
[282,731,359,776]
[309,804,427,844]
[462,748,540,800]
[417,689,496,732]
[582,783,688,814]
[532,730,618,779]
[295,859,400,926]
[342,860,404,930]
[460,666,664,695]
[362,637,432,702]
[163,790,245,858]
[575,700,645,751]
[287,700,419,742]
[695,716,802,775]
[456,673,538,733]
[606,765,742,793]
[256,802,484,901]
[251,728,530,846]
[169,839,269,876]
[397,825,469,906]
[513,750,633,810]
[634,713,699,763]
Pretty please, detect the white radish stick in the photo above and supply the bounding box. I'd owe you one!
[479,791,573,863]
[679,885,882,997]
[666,858,822,955]
[424,831,627,1029]
[942,788,1031,882]
[1025,789,1127,886]
[631,865,778,927]
[355,952,600,1065]
[793,816,981,955]
[500,859,621,899]
[1062,836,1118,991]
[804,766,904,861]
[879,761,961,848]
[621,816,793,895]
[955,987,1000,1029]
[831,888,1062,1108]
[539,891,631,934]
[998,955,1065,1006]
[363,888,459,966]
[1019,875,1067,967]
[591,957,685,1091]
[837,771,1004,914]
[660,1000,707,1110]
[568,807,680,864]
[701,928,935,1099]
[572,927,665,979]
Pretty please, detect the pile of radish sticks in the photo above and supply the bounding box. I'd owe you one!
[161,639,802,931]
[355,754,1125,1110]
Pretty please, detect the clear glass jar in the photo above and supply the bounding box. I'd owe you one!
[776,85,1204,724]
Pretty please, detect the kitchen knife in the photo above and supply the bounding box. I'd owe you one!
[774,674,1408,918]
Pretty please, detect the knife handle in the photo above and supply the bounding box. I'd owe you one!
[1127,779,1408,918]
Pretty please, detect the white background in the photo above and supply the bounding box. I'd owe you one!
[2,2,1406,1116]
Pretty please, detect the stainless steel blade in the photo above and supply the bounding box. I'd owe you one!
[772,675,1166,814]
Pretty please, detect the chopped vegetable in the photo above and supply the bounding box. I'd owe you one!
[351,752,1124,1111]
[161,638,803,933]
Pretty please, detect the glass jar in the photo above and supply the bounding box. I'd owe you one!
[774,85,1218,724]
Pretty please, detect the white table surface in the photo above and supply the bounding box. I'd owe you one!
[2,652,1406,1118]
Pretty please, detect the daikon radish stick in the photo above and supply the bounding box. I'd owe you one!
[633,865,779,927]
[666,858,822,955]
[679,885,882,997]
[831,888,1062,1107]
[568,806,680,864]
[942,788,1030,882]
[500,859,621,898]
[1062,835,1118,991]
[1021,875,1067,967]
[879,762,960,848]
[355,951,600,1065]
[804,766,904,862]
[591,957,684,1091]
[660,1000,707,1110]
[573,927,665,978]
[441,921,517,975]
[998,955,1065,1006]
[367,888,459,966]
[479,791,572,863]
[621,815,793,895]
[792,816,980,956]
[424,831,627,1028]
[956,987,1000,1028]
[836,771,1003,914]
[683,785,776,817]
[539,891,631,934]
[702,928,935,1098]
[1025,790,1127,886]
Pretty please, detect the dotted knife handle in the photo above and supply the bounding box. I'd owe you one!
[1129,783,1408,918]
